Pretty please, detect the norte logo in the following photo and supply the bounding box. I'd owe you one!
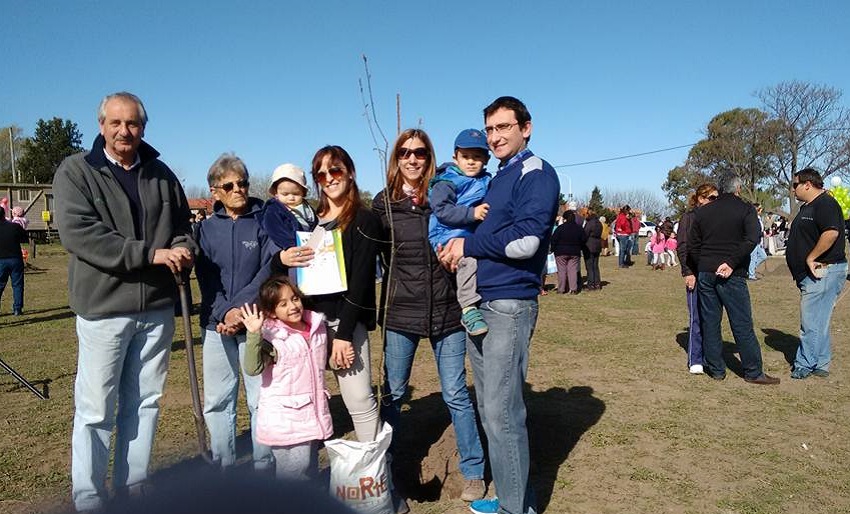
[242,240,259,250]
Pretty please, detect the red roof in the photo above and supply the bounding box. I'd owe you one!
[188,198,214,211]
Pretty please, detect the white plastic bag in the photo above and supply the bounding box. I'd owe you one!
[546,252,557,275]
[326,422,394,514]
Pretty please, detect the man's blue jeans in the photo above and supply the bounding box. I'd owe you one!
[748,245,767,279]
[616,236,631,267]
[71,307,174,511]
[202,329,272,470]
[467,299,538,514]
[794,262,848,375]
[0,257,24,312]
[697,273,764,380]
[382,328,484,480]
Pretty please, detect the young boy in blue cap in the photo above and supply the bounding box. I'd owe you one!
[429,129,492,335]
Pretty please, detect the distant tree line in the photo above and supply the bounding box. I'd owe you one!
[663,80,850,217]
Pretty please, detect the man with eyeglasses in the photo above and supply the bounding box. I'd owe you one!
[688,172,779,385]
[54,92,196,511]
[440,96,560,514]
[785,168,847,379]
[195,153,278,472]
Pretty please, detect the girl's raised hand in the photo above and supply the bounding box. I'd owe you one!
[240,303,264,333]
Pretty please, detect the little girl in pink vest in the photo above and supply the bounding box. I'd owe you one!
[241,275,333,481]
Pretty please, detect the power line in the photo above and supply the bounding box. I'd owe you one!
[553,143,697,169]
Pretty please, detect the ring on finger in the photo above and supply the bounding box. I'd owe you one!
[296,251,302,257]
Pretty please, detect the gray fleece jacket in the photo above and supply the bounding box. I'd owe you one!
[53,135,195,317]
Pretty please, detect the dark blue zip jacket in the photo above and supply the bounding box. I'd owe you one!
[464,150,560,301]
[196,197,280,330]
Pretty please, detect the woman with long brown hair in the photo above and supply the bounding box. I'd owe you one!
[271,145,382,443]
[372,129,486,503]
[676,182,718,375]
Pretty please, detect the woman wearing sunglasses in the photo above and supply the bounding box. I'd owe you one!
[270,145,382,444]
[676,183,718,375]
[372,129,486,504]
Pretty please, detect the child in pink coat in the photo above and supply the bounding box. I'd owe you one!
[650,227,667,270]
[241,275,333,481]
[665,232,678,267]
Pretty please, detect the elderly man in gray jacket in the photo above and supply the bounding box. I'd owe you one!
[54,92,195,512]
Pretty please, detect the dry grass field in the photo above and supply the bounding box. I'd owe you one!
[2,244,849,513]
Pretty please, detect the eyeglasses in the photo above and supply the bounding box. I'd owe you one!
[791,182,802,190]
[706,194,718,201]
[315,166,346,186]
[216,179,249,192]
[396,147,429,160]
[483,122,519,136]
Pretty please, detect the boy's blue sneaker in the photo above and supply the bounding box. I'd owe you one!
[469,497,499,514]
[461,307,488,336]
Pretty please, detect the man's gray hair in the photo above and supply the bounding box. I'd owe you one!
[207,153,249,187]
[716,172,742,194]
[98,92,148,127]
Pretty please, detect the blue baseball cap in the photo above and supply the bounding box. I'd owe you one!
[454,129,489,152]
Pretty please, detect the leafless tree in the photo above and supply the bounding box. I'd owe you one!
[602,187,669,220]
[757,81,850,216]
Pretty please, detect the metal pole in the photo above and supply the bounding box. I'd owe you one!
[9,127,17,184]
[0,356,47,399]
[174,271,212,464]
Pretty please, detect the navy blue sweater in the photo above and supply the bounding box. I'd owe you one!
[196,198,280,330]
[464,150,560,301]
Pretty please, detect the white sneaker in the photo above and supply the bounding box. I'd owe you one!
[689,364,704,374]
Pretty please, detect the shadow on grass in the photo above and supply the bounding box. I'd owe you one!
[0,308,75,327]
[170,336,203,353]
[528,385,605,512]
[141,385,604,512]
[383,387,453,502]
[675,331,745,378]
[762,328,798,365]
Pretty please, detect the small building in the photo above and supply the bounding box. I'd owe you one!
[188,197,214,216]
[0,182,55,239]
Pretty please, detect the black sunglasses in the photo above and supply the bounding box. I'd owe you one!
[217,179,249,192]
[315,166,346,186]
[706,194,718,201]
[396,147,429,160]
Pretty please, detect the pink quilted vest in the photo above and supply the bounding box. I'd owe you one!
[255,310,334,446]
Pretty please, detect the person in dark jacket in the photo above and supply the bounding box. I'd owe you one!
[54,92,195,511]
[195,154,278,472]
[373,128,486,504]
[0,208,28,314]
[688,172,779,385]
[551,210,587,294]
[271,145,382,444]
[582,208,603,290]
[676,183,717,375]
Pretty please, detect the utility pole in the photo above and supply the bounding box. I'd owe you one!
[396,94,401,136]
[8,127,16,183]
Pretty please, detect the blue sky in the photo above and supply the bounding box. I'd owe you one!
[3,1,849,201]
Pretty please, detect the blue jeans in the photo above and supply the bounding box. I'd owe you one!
[202,329,272,469]
[71,307,174,511]
[697,273,764,379]
[382,329,484,480]
[631,234,640,255]
[748,245,767,279]
[794,262,848,375]
[0,257,24,312]
[616,236,631,267]
[467,299,538,514]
